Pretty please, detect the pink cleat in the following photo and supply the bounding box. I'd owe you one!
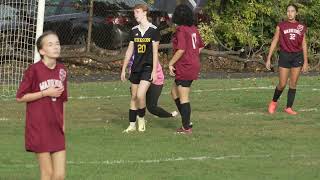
[268,101,278,114]
[176,127,192,134]
[284,107,298,115]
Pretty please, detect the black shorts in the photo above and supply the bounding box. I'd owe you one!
[129,70,152,84]
[278,51,304,68]
[175,80,193,87]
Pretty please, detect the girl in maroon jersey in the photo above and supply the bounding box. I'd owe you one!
[16,31,68,180]
[169,4,204,134]
[266,4,308,115]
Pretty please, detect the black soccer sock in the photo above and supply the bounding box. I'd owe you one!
[129,109,138,122]
[180,102,191,129]
[137,107,146,118]
[147,105,173,118]
[174,98,182,113]
[287,88,296,108]
[272,87,283,102]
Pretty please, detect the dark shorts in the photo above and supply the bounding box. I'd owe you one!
[278,51,304,68]
[129,70,152,84]
[175,80,193,87]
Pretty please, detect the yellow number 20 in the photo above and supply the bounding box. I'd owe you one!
[138,44,146,53]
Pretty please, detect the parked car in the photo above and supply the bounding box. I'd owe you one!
[44,0,172,49]
[0,3,36,51]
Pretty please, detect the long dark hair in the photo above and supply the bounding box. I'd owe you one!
[172,4,194,26]
[287,3,298,12]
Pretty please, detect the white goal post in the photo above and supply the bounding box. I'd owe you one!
[0,0,45,98]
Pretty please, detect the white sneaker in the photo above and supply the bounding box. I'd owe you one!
[171,111,178,117]
[123,125,136,133]
[137,117,146,132]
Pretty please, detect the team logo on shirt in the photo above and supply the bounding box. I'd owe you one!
[59,69,66,82]
[297,25,304,32]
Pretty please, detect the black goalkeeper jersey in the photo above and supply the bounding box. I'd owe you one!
[129,23,160,72]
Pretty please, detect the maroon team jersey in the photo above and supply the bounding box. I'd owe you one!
[278,21,307,52]
[172,25,204,80]
[16,60,68,153]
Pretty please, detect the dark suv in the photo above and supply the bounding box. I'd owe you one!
[44,0,171,49]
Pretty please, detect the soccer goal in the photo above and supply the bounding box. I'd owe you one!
[0,0,45,99]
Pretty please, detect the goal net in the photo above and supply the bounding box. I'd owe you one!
[0,0,45,99]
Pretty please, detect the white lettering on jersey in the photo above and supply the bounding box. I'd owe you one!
[39,79,63,91]
[283,28,302,35]
[191,33,197,49]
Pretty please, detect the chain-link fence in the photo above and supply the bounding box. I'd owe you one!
[44,0,173,61]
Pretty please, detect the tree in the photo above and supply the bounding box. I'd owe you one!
[199,0,320,65]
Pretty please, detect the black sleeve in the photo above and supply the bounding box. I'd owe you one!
[152,28,160,42]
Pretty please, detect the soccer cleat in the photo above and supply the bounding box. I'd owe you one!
[137,117,146,132]
[284,107,298,115]
[171,111,178,117]
[189,122,193,128]
[123,125,136,133]
[176,127,192,134]
[268,101,278,114]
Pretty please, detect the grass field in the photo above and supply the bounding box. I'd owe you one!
[1,76,320,180]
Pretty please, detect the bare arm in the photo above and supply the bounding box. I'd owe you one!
[266,26,280,70]
[169,49,185,66]
[199,47,204,54]
[16,86,64,103]
[151,41,160,82]
[152,41,160,71]
[16,91,43,103]
[168,49,185,76]
[302,36,308,64]
[302,35,308,72]
[121,42,134,81]
[121,42,134,73]
[267,26,280,61]
[63,102,66,133]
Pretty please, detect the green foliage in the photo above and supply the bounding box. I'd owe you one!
[199,0,320,60]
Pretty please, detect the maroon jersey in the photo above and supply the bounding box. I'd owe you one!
[16,60,68,153]
[172,25,204,80]
[278,21,307,52]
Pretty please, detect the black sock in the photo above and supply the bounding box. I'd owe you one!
[137,108,146,118]
[129,109,137,122]
[180,102,191,129]
[174,98,182,113]
[272,87,283,102]
[287,88,296,108]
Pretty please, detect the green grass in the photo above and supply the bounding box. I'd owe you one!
[1,76,320,180]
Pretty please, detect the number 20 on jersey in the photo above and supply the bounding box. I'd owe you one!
[138,44,146,53]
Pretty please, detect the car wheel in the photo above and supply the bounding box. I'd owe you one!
[72,31,87,46]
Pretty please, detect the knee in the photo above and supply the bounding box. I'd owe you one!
[289,81,297,89]
[136,94,145,102]
[146,104,156,113]
[171,89,178,99]
[41,168,53,179]
[277,83,286,91]
[53,172,65,180]
[131,94,137,101]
